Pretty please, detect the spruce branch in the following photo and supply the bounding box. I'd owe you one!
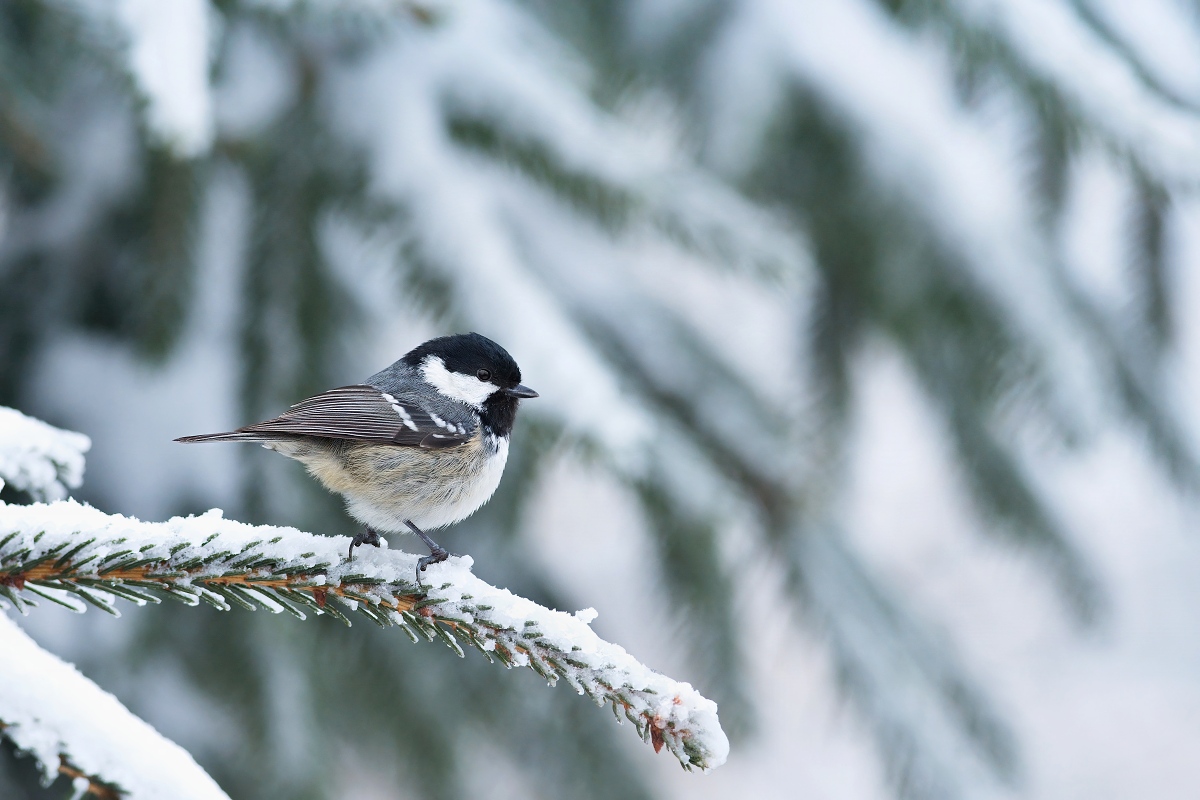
[0,499,729,772]
[0,719,123,800]
[0,613,229,800]
[0,407,91,502]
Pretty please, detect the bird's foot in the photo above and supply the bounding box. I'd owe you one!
[347,527,382,560]
[416,546,450,575]
[405,520,459,585]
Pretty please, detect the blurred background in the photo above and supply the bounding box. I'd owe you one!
[3,0,1200,798]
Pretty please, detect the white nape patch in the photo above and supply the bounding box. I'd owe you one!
[420,356,500,409]
[380,392,418,431]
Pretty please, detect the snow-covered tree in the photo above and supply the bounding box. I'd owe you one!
[2,0,1198,798]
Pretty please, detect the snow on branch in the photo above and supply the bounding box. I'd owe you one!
[0,614,230,800]
[0,407,91,501]
[954,0,1200,185]
[763,0,1103,429]
[90,0,215,156]
[0,499,730,772]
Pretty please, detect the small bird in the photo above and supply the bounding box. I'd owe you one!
[177,333,538,574]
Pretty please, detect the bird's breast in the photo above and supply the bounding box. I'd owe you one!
[289,431,509,532]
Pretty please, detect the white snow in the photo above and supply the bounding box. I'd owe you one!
[1085,0,1200,105]
[102,0,216,156]
[0,613,229,800]
[0,407,91,502]
[958,0,1200,183]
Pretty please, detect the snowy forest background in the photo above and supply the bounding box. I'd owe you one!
[4,0,1200,798]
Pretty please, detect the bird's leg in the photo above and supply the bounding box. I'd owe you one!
[405,520,450,579]
[348,527,382,560]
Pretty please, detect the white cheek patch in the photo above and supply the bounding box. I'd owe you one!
[420,356,501,409]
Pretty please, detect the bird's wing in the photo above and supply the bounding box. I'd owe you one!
[177,385,475,449]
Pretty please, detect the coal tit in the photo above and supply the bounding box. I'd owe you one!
[177,333,538,573]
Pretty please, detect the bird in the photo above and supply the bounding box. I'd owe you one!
[176,332,538,575]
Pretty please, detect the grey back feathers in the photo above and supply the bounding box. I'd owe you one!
[176,385,476,450]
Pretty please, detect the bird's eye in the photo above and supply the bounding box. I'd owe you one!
[476,369,492,382]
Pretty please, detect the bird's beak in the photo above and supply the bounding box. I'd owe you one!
[505,384,539,399]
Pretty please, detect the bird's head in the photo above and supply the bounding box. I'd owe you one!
[403,333,538,416]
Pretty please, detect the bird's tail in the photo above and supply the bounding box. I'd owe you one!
[174,431,282,443]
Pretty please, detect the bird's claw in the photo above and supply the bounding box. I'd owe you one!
[415,546,451,585]
[347,528,382,560]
